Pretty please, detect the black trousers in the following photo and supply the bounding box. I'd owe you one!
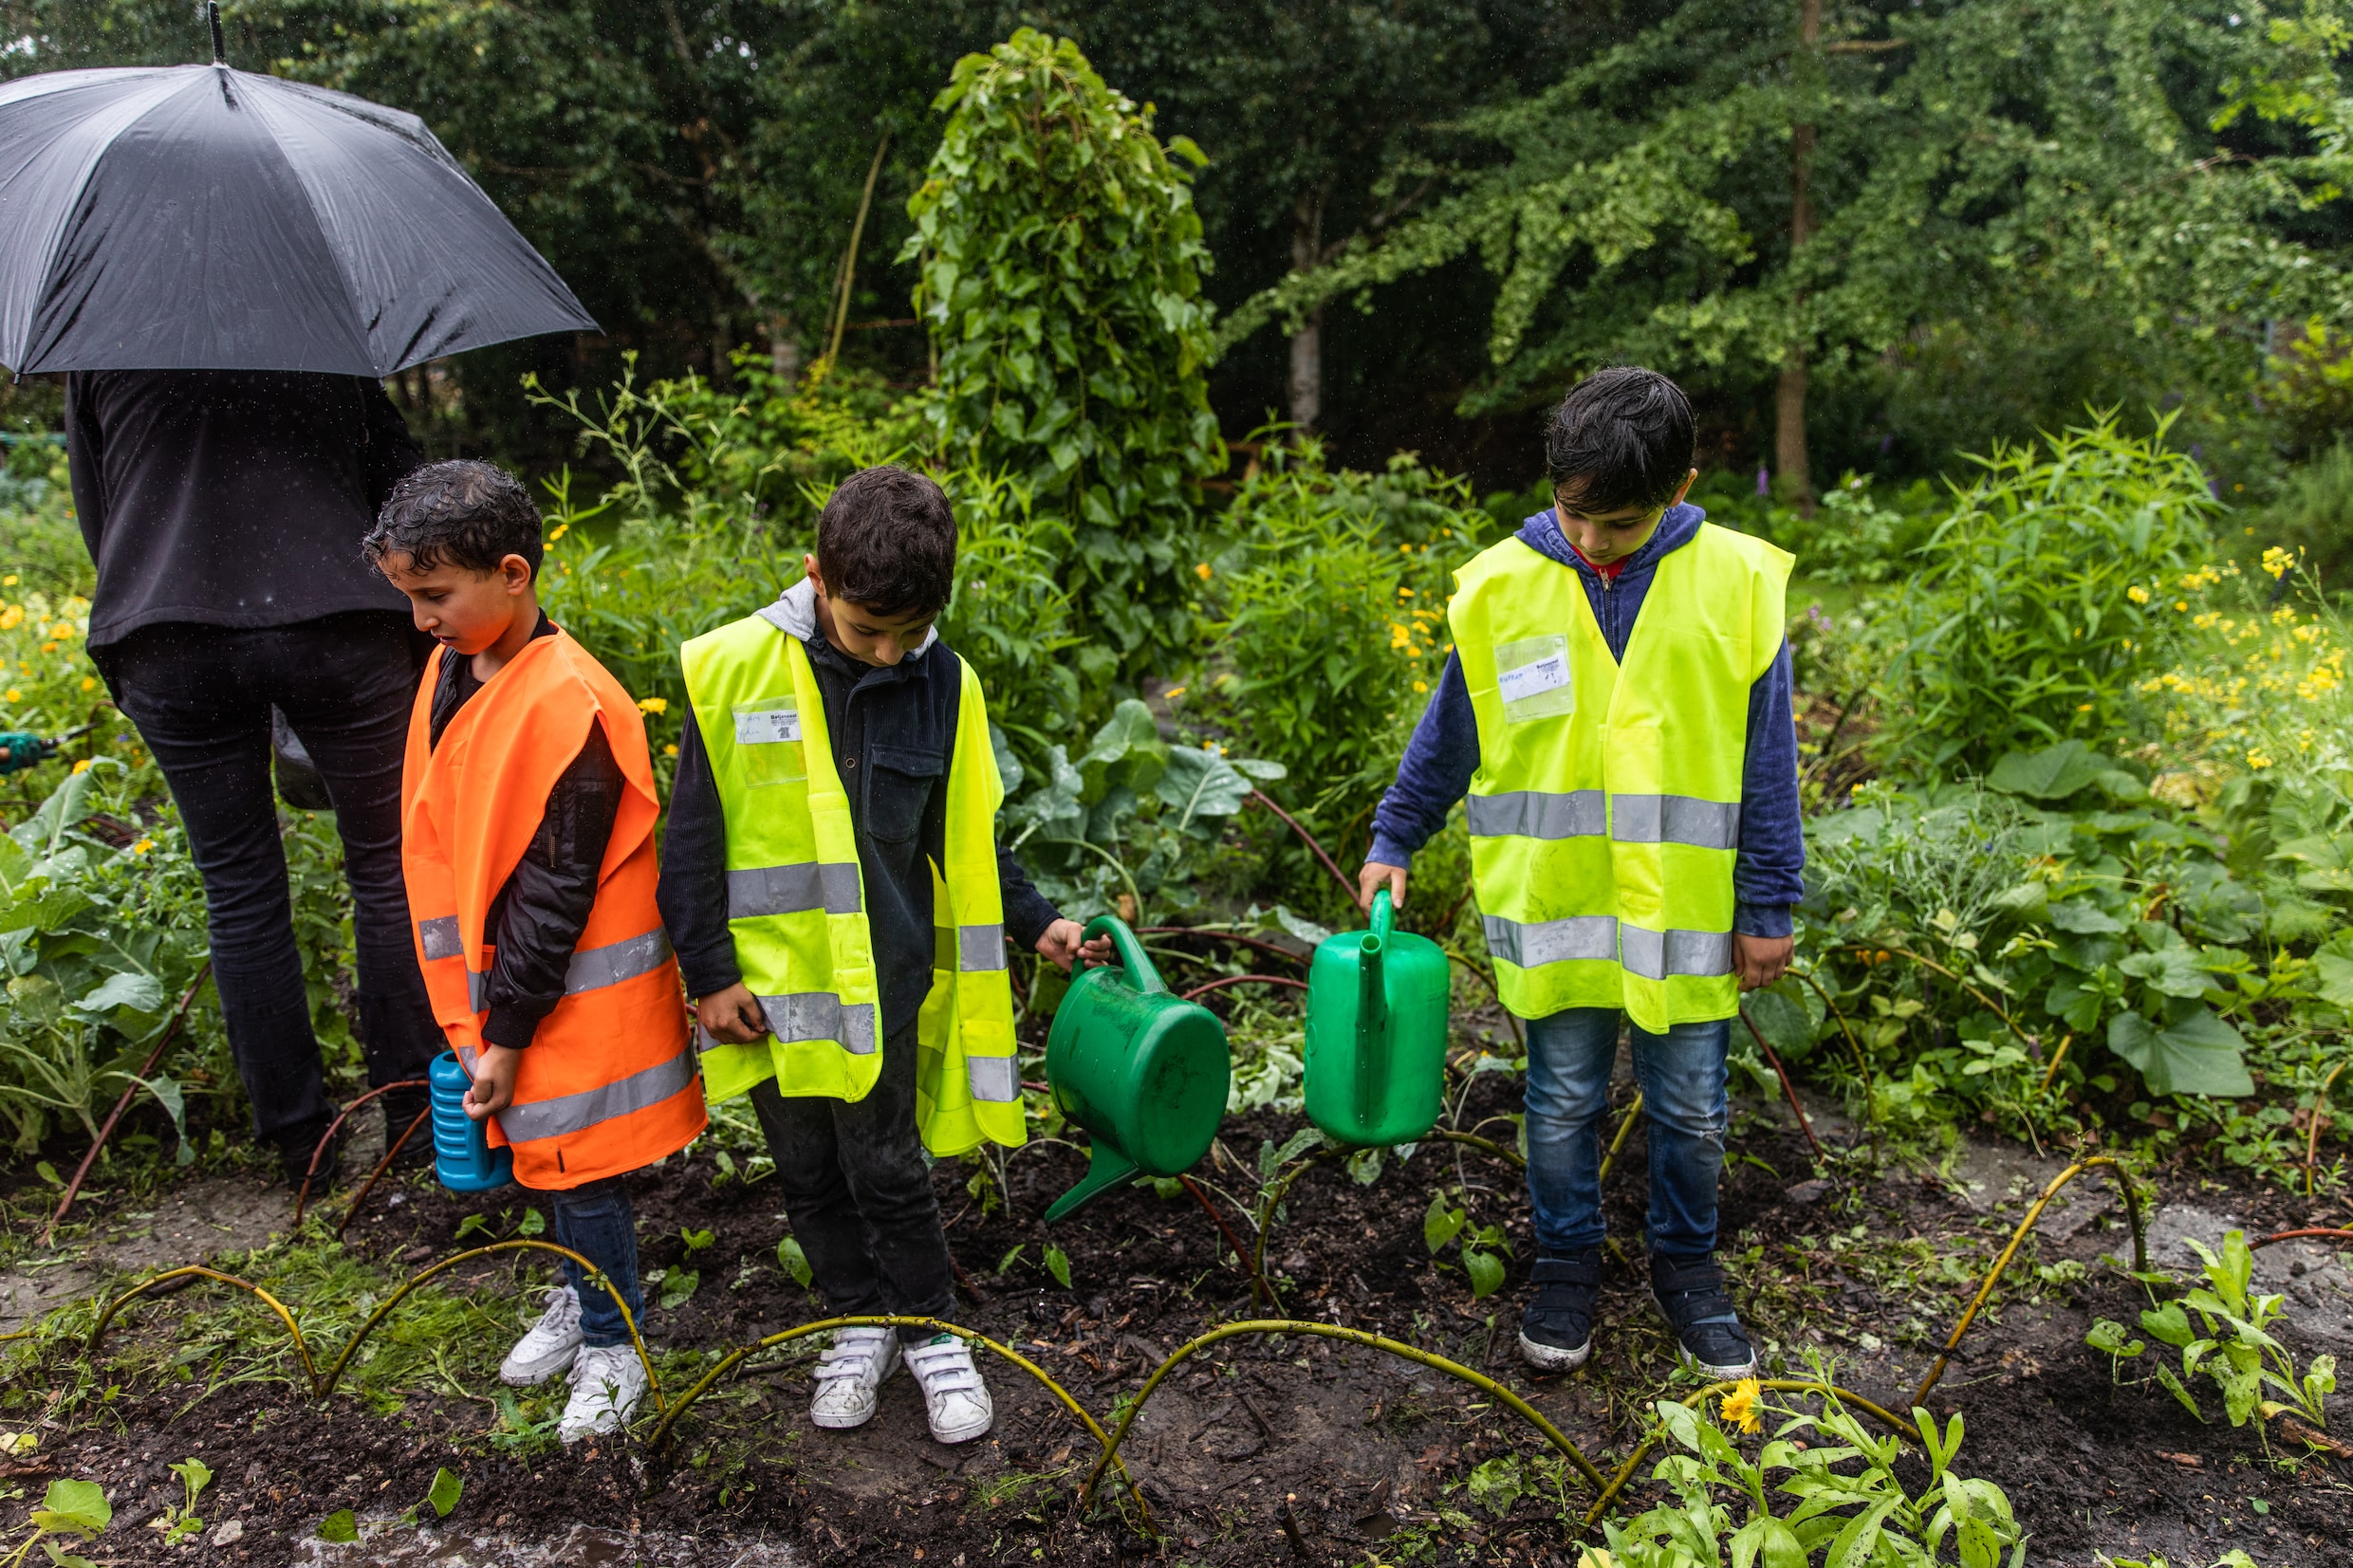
[750,1020,956,1343]
[96,613,442,1142]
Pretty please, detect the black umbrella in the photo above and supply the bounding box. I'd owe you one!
[0,9,596,376]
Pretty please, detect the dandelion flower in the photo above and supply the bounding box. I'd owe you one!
[5,690,18,705]
[1719,1378,1763,1434]
[0,575,12,586]
[1194,563,1213,581]
[638,696,668,715]
[79,677,95,692]
[663,743,679,757]
[2174,600,2189,613]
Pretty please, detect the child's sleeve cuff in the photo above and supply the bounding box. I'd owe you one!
[1732,901,1792,940]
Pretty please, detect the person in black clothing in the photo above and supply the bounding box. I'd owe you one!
[65,370,443,1179]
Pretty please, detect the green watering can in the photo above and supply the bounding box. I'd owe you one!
[1042,915,1231,1222]
[1304,888,1452,1147]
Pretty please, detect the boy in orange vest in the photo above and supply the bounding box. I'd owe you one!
[366,460,706,1443]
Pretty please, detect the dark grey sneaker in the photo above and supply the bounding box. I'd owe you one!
[1517,1249,1603,1372]
[1651,1252,1757,1378]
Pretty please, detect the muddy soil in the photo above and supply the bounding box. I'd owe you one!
[4,1073,2349,1567]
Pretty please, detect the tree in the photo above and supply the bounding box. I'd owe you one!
[902,28,1223,675]
[1215,0,2348,488]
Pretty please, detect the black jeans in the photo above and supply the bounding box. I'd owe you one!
[96,613,442,1143]
[750,1021,955,1343]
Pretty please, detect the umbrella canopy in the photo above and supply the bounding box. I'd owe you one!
[0,62,598,376]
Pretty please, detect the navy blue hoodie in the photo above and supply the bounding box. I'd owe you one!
[1366,504,1804,939]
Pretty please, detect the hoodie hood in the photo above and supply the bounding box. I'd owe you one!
[756,576,940,657]
[1515,500,1706,580]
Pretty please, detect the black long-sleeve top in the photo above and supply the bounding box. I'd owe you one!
[65,369,423,648]
[657,623,1059,1040]
[429,616,626,1050]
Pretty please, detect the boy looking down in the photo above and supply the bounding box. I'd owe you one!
[1359,368,1803,1379]
[369,461,706,1441]
[658,465,1104,1445]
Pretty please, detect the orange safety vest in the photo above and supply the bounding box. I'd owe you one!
[401,629,705,1189]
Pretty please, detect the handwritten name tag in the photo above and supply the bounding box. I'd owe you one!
[1497,653,1568,706]
[734,709,802,745]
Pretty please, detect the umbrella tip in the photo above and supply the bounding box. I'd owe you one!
[207,1,226,66]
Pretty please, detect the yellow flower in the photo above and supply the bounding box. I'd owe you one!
[2262,545,2294,580]
[70,759,89,774]
[637,696,668,715]
[548,522,570,543]
[1397,586,1415,599]
[79,677,95,692]
[4,690,18,705]
[2248,748,2273,770]
[0,575,13,587]
[2126,584,2150,604]
[1413,679,1427,692]
[39,641,56,655]
[2075,702,2093,712]
[1194,562,1213,581]
[1719,1378,1763,1434]
[2174,600,2189,613]
[0,606,20,631]
[133,838,154,855]
[1163,686,1187,700]
[663,743,679,757]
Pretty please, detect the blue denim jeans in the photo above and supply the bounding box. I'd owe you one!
[549,1176,644,1349]
[1523,1007,1730,1259]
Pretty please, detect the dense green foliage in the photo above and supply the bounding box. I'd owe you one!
[906,28,1222,671]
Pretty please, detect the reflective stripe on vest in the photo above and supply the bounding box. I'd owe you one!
[495,1043,700,1145]
[727,861,862,918]
[446,925,674,1015]
[1449,523,1789,1032]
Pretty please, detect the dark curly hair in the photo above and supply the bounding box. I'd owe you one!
[816,466,958,618]
[1543,367,1696,516]
[363,460,543,580]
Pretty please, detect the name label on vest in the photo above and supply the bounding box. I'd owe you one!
[734,707,803,744]
[1495,634,1574,721]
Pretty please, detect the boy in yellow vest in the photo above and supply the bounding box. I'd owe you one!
[657,466,1104,1445]
[367,460,706,1442]
[1360,369,1801,1379]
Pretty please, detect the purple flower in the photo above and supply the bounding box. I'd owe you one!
[1755,466,1771,497]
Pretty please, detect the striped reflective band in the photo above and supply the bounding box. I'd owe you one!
[1482,913,1618,968]
[1466,790,1606,840]
[1482,913,1732,977]
[418,915,462,961]
[497,1045,700,1145]
[562,928,672,994]
[967,1055,1019,1103]
[1608,794,1741,851]
[727,860,862,920]
[462,928,673,1015]
[1618,925,1734,980]
[755,991,879,1055]
[934,924,1009,972]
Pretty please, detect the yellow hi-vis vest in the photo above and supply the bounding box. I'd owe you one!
[678,609,1025,1155]
[1448,522,1790,1033]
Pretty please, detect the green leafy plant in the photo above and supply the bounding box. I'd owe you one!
[2092,1229,2335,1433]
[1594,1381,2024,1567]
[145,1459,210,1547]
[3,1478,110,1568]
[1879,414,2216,774]
[902,27,1223,673]
[317,1509,358,1544]
[1422,1187,1508,1300]
[778,1236,814,1289]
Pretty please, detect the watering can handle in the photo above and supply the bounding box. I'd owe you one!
[1078,914,1165,995]
[1369,886,1395,942]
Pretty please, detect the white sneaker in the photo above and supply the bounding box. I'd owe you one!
[808,1325,899,1430]
[905,1333,993,1445]
[499,1286,583,1386]
[559,1344,647,1443]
